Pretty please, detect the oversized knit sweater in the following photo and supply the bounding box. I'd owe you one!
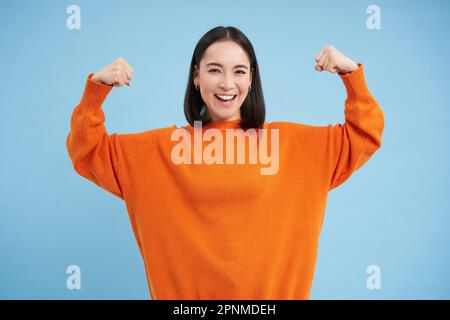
[66,63,384,300]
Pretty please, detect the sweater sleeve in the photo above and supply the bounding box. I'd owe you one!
[66,73,125,200]
[327,63,384,190]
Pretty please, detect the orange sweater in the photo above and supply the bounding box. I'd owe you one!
[66,63,384,300]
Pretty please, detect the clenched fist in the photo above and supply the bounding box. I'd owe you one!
[314,45,358,75]
[91,57,134,87]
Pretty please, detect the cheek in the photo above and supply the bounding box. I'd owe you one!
[237,84,250,98]
[199,84,215,100]
[237,78,251,92]
[201,81,218,97]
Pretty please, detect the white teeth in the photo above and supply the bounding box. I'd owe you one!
[216,94,235,101]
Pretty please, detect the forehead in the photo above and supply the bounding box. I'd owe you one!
[201,40,250,67]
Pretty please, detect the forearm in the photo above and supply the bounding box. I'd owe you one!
[66,73,124,199]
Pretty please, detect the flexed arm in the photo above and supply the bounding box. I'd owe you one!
[66,57,134,199]
[314,45,385,190]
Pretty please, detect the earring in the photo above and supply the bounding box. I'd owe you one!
[195,84,199,91]
[200,105,206,117]
[249,85,252,91]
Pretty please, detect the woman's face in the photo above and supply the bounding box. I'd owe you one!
[194,40,252,122]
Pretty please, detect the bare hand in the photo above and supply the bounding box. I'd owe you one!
[91,57,134,87]
[314,45,358,75]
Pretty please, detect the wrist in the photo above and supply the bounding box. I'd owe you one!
[90,73,99,82]
[349,61,359,72]
[91,73,101,83]
[339,62,358,76]
[91,73,111,86]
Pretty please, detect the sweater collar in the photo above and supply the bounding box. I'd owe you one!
[199,118,242,130]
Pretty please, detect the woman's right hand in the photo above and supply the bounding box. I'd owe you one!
[91,57,134,87]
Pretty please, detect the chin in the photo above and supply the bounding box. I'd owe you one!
[211,110,240,121]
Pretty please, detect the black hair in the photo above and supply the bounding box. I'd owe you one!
[184,26,266,130]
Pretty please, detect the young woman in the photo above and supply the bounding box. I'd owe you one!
[67,26,384,300]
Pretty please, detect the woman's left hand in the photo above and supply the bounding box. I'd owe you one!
[314,45,358,75]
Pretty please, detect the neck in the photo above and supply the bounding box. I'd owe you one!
[199,118,242,130]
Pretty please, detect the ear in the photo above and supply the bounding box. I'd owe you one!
[193,64,199,86]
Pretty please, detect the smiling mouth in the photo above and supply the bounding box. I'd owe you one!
[214,94,237,102]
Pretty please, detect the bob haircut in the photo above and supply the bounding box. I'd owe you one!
[184,26,266,130]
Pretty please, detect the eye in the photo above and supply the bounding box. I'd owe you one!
[208,69,246,74]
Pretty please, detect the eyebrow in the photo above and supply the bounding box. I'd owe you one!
[205,62,249,69]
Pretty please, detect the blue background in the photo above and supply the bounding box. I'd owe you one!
[1,0,449,299]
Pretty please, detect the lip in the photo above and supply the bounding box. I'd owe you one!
[214,94,236,107]
[214,94,237,99]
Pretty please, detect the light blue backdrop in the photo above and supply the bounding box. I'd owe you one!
[1,0,449,299]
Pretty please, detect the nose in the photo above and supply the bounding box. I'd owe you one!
[219,73,235,91]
